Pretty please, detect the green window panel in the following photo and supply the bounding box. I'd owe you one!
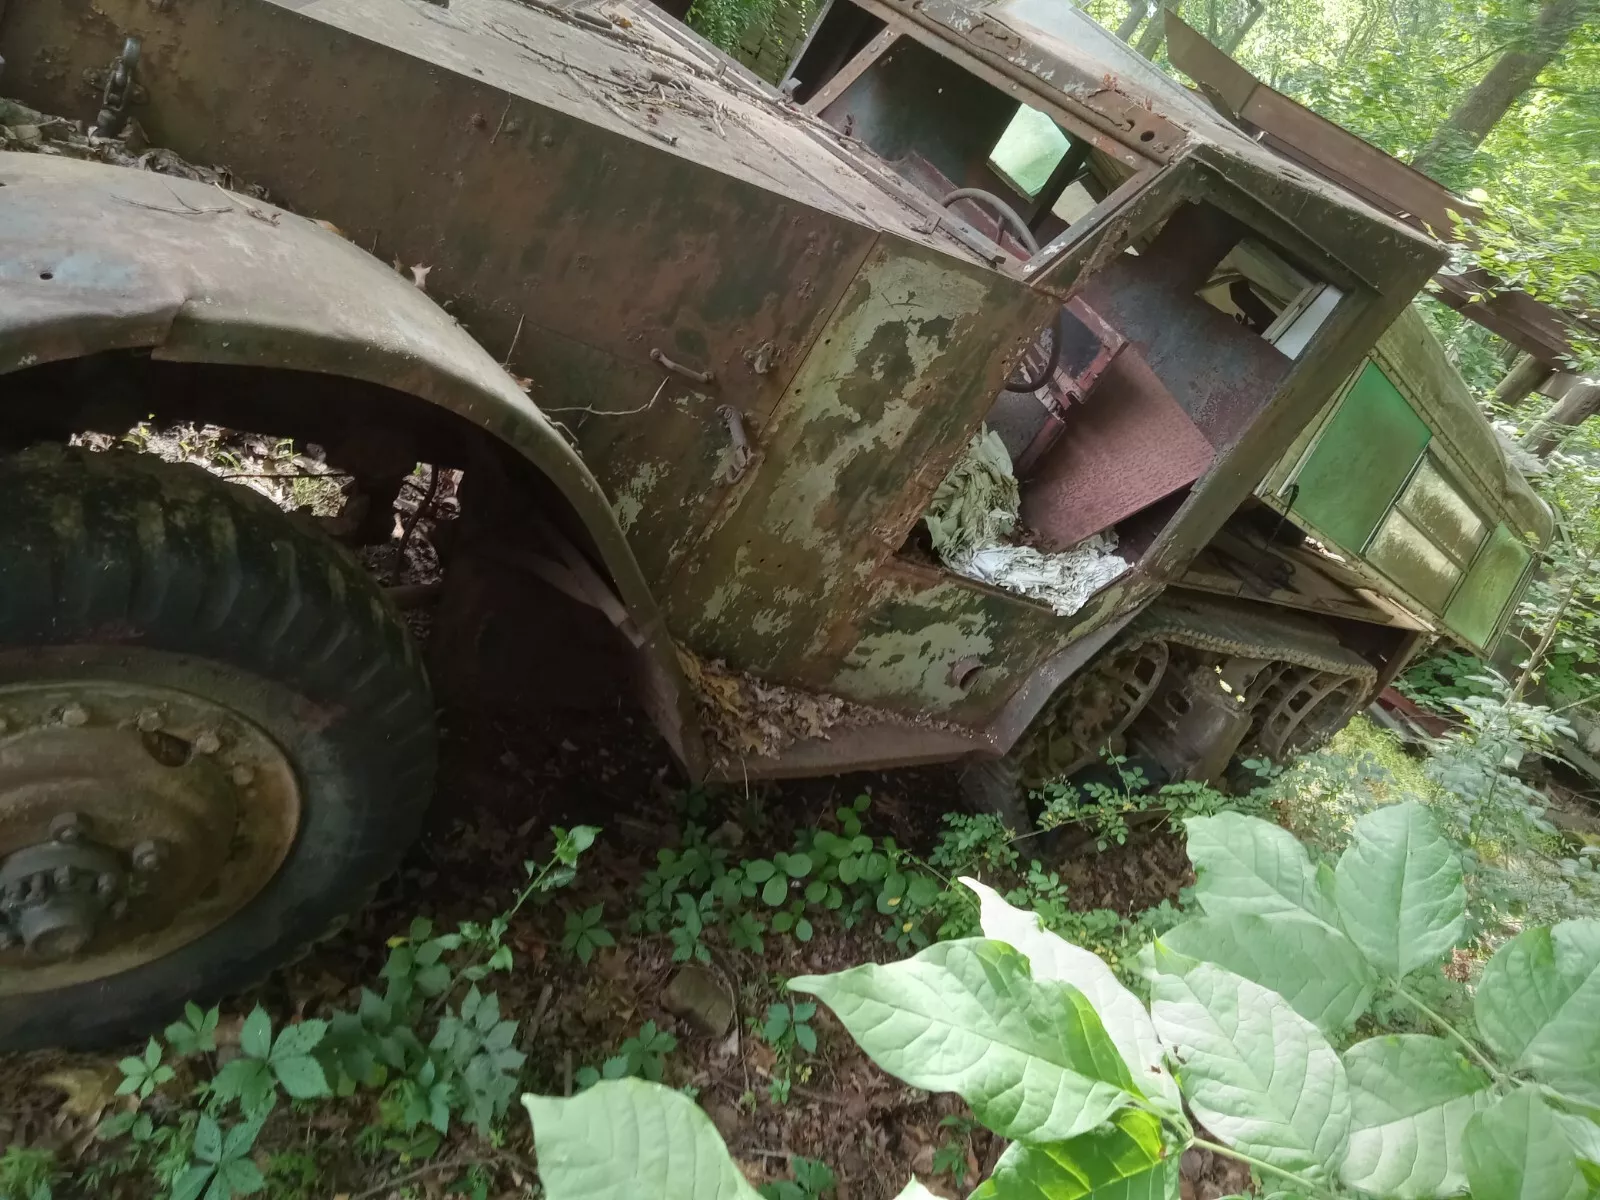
[1292,361,1431,553]
[1446,522,1531,649]
[1367,509,1462,612]
[1396,455,1486,568]
[988,105,1070,198]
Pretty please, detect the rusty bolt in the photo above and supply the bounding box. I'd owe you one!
[50,811,86,843]
[131,840,166,872]
[135,708,162,732]
[193,730,222,755]
[231,765,255,787]
[59,703,89,727]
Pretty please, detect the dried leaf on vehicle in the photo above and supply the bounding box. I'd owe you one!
[677,649,847,761]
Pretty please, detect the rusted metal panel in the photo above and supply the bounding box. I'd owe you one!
[0,0,915,589]
[824,557,1145,723]
[1020,350,1215,549]
[0,151,706,770]
[666,235,1056,679]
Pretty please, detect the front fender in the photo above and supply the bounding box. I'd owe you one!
[0,151,703,772]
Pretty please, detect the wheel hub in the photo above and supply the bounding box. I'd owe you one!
[0,819,128,959]
[0,681,301,994]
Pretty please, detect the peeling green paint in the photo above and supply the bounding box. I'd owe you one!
[612,460,665,533]
[665,238,1053,681]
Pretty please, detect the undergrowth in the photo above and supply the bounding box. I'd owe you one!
[18,701,1600,1200]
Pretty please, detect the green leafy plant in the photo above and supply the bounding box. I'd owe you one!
[165,1002,221,1058]
[1397,649,1500,712]
[757,1155,836,1200]
[171,1116,265,1200]
[117,1038,177,1101]
[94,825,596,1191]
[211,1009,330,1117]
[524,803,1600,1198]
[574,1020,678,1090]
[930,1114,977,1188]
[0,1147,59,1200]
[752,998,815,1105]
[560,903,615,964]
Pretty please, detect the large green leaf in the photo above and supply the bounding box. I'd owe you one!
[1158,914,1376,1035]
[1475,920,1600,1105]
[791,939,1135,1143]
[524,1078,761,1199]
[971,1109,1177,1200]
[1334,802,1466,978]
[1338,1034,1494,1198]
[1552,1110,1600,1169]
[962,878,1181,1117]
[1150,962,1349,1183]
[1185,813,1339,927]
[1462,1088,1585,1200]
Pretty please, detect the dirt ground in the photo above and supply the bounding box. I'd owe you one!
[0,682,1232,1199]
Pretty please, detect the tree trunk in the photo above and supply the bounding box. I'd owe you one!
[1523,383,1600,457]
[1114,0,1146,41]
[1223,0,1265,51]
[1412,0,1598,178]
[1133,0,1182,58]
[1493,353,1555,410]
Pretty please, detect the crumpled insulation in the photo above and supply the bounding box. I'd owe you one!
[925,429,1129,617]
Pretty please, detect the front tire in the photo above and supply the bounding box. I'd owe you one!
[0,446,435,1049]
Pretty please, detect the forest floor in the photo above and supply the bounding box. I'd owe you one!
[0,688,1260,1200]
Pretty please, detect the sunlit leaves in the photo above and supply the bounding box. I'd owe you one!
[1475,919,1600,1104]
[526,1078,763,1199]
[1151,962,1349,1183]
[1463,1088,1586,1200]
[970,1109,1175,1200]
[1338,1035,1494,1197]
[1158,913,1376,1034]
[1185,813,1340,928]
[1334,802,1466,978]
[792,939,1136,1143]
[963,877,1182,1118]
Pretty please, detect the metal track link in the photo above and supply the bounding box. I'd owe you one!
[1120,594,1378,686]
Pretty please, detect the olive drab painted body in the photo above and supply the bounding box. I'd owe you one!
[0,0,1549,786]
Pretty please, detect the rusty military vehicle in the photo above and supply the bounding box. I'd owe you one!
[0,0,1550,1047]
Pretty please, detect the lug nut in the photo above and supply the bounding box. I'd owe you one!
[59,703,89,727]
[53,865,76,888]
[135,709,162,732]
[131,840,167,872]
[193,730,221,755]
[97,871,119,896]
[50,811,86,844]
[26,874,49,901]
